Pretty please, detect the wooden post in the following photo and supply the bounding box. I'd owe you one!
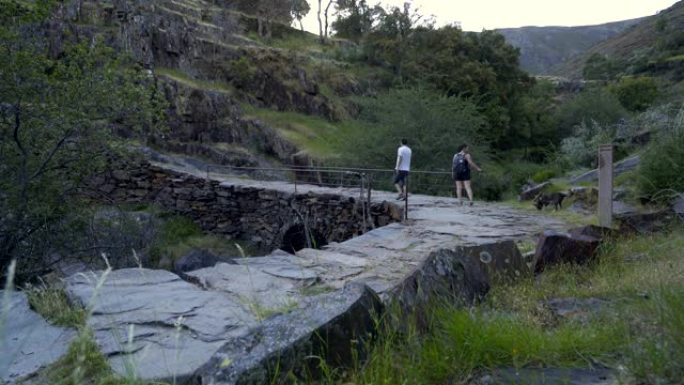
[598,144,614,228]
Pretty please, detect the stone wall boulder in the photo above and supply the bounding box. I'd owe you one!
[534,230,602,273]
[389,247,489,318]
[173,249,222,274]
[196,283,383,385]
[568,225,616,242]
[616,209,676,234]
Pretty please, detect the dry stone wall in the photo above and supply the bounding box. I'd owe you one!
[89,163,398,251]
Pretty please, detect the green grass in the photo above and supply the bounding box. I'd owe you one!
[44,331,158,385]
[155,67,233,93]
[344,228,684,384]
[243,105,355,159]
[241,297,299,321]
[504,198,598,226]
[149,215,260,269]
[25,287,87,328]
[346,305,625,385]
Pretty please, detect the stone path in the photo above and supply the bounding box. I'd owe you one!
[4,159,569,384]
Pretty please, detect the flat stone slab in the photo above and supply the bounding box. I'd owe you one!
[186,258,318,311]
[0,291,76,384]
[570,155,640,184]
[65,269,256,383]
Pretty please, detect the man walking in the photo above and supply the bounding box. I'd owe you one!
[452,144,482,205]
[394,138,412,200]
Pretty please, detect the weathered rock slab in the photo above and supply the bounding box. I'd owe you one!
[65,269,256,384]
[196,283,383,385]
[571,155,640,184]
[186,258,316,311]
[0,291,76,384]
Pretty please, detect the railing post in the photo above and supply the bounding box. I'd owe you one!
[404,174,409,221]
[359,173,366,232]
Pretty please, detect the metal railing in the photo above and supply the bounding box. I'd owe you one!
[201,163,459,221]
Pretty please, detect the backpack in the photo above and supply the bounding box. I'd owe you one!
[453,153,467,174]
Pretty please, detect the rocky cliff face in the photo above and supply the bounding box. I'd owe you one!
[498,18,642,75]
[52,0,354,168]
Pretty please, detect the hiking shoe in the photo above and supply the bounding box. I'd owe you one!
[468,200,474,206]
[396,194,404,200]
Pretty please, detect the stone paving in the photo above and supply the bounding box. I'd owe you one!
[3,160,568,384]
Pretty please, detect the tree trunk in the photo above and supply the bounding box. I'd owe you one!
[324,0,334,39]
[317,0,324,43]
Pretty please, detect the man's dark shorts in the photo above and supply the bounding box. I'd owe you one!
[394,170,409,186]
[453,170,471,182]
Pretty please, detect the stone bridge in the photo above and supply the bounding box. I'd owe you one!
[2,159,567,385]
[88,159,402,254]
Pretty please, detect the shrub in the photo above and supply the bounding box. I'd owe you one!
[474,170,507,201]
[559,120,615,168]
[532,169,557,183]
[554,89,628,138]
[335,88,488,194]
[637,110,684,202]
[609,76,659,112]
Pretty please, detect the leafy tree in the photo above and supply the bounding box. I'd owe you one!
[583,53,619,81]
[336,88,487,194]
[388,26,531,148]
[638,109,684,202]
[508,79,559,159]
[317,0,337,42]
[0,0,166,277]
[554,89,627,138]
[332,0,382,42]
[609,76,659,112]
[291,0,311,31]
[364,3,427,77]
[236,0,293,38]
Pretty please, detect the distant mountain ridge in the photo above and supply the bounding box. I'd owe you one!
[497,19,643,75]
[554,0,684,79]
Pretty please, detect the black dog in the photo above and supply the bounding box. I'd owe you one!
[534,192,567,211]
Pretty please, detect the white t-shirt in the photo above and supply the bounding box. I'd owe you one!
[396,145,412,171]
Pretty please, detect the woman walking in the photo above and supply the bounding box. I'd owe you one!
[452,144,482,205]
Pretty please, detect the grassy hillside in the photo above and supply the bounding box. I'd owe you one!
[497,18,642,75]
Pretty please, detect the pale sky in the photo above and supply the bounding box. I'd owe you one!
[302,0,680,33]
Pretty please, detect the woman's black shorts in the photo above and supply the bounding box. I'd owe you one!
[454,170,471,182]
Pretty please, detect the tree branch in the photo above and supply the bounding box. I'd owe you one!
[30,129,73,181]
